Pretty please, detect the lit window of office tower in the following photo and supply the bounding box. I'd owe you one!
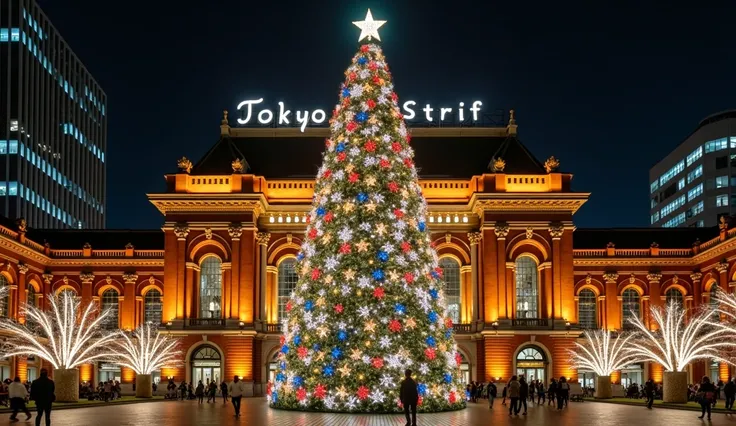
[0,0,106,229]
[649,111,736,228]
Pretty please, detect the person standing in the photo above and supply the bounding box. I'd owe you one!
[725,378,736,410]
[507,375,520,416]
[645,379,655,409]
[557,377,569,410]
[518,376,529,415]
[400,369,419,426]
[698,376,716,420]
[30,369,55,426]
[195,380,204,404]
[9,376,31,421]
[548,378,557,406]
[488,381,497,409]
[537,380,546,405]
[228,375,247,418]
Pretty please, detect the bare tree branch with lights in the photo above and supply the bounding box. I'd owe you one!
[626,302,736,372]
[569,329,640,376]
[0,291,120,369]
[112,322,182,375]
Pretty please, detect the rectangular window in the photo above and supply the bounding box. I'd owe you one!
[0,29,20,43]
[659,161,685,186]
[705,138,729,153]
[687,183,703,202]
[716,176,729,188]
[0,183,5,196]
[687,146,703,166]
[677,178,685,191]
[687,165,703,183]
[697,220,704,227]
[651,212,660,224]
[660,195,686,218]
[663,212,687,228]
[716,194,729,207]
[687,200,704,218]
[650,198,658,209]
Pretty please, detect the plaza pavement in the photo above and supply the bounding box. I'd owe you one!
[11,397,732,425]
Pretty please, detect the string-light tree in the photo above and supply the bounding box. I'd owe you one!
[269,11,466,413]
[627,302,736,402]
[111,323,182,398]
[568,330,639,398]
[0,291,119,401]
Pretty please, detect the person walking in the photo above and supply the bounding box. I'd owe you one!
[518,376,529,415]
[725,378,736,410]
[528,379,535,404]
[537,380,546,405]
[400,369,419,426]
[548,378,557,406]
[228,375,247,418]
[501,380,508,406]
[697,376,716,420]
[557,377,570,410]
[8,376,31,421]
[195,380,204,404]
[30,369,55,426]
[220,381,229,404]
[507,375,520,416]
[488,381,497,409]
[207,381,217,403]
[645,378,655,409]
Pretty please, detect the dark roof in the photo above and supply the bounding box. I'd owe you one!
[696,109,736,132]
[25,229,163,250]
[574,227,719,249]
[191,133,546,179]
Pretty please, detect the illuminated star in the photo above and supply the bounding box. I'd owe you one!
[365,176,377,186]
[375,223,387,235]
[343,201,356,213]
[315,351,326,361]
[316,297,326,307]
[324,274,333,284]
[388,270,400,282]
[338,364,352,377]
[345,164,356,173]
[405,318,417,329]
[364,320,377,332]
[282,383,294,395]
[368,116,378,125]
[321,233,332,244]
[336,385,349,399]
[365,201,377,212]
[350,348,363,360]
[317,326,329,338]
[352,9,387,42]
[363,83,373,93]
[355,240,370,252]
[343,269,356,280]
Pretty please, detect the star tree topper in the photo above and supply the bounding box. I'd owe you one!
[352,9,386,42]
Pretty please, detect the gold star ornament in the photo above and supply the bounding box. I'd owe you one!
[352,9,387,42]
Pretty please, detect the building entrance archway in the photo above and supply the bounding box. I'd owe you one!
[191,345,222,387]
[516,346,547,384]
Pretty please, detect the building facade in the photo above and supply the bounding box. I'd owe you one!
[650,110,736,228]
[0,112,732,392]
[0,0,106,229]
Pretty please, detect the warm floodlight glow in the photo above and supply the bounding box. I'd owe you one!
[112,323,181,375]
[0,292,119,369]
[627,303,735,372]
[569,329,639,376]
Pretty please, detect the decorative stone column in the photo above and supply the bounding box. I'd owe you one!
[467,232,482,330]
[256,232,270,330]
[228,223,243,319]
[549,223,564,319]
[174,224,189,319]
[690,271,703,306]
[80,272,95,309]
[494,223,509,319]
[646,272,662,329]
[17,264,28,322]
[602,272,618,330]
[42,273,53,311]
[716,261,730,292]
[122,272,138,329]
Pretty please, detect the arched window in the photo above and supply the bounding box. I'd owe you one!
[278,258,298,321]
[709,284,719,308]
[0,275,9,317]
[665,288,683,306]
[101,289,119,329]
[144,289,162,325]
[200,257,222,318]
[515,256,538,319]
[58,288,76,301]
[578,289,597,329]
[622,289,640,330]
[26,284,36,308]
[439,257,461,324]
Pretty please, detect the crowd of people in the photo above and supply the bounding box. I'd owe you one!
[164,379,230,404]
[465,376,573,415]
[78,380,123,401]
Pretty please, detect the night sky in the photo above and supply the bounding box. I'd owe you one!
[36,0,736,230]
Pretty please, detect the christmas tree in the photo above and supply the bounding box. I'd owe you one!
[268,11,466,413]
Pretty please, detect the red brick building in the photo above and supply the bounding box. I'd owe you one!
[0,112,731,393]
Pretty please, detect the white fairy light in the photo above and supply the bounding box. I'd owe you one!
[0,292,119,369]
[112,323,182,375]
[627,303,736,372]
[569,329,639,376]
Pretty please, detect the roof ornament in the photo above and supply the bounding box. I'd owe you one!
[232,158,245,173]
[720,215,729,231]
[509,109,516,125]
[222,110,229,125]
[544,156,560,173]
[491,157,506,173]
[178,157,193,174]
